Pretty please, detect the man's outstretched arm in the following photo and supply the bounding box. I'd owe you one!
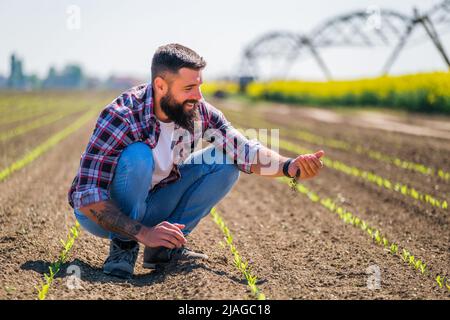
[250,145,325,179]
[78,200,187,249]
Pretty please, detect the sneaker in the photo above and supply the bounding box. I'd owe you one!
[103,238,139,279]
[143,246,208,269]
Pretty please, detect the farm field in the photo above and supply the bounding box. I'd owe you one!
[0,91,449,300]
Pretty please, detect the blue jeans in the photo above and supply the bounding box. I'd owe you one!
[74,142,240,240]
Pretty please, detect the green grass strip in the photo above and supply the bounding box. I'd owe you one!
[225,110,450,183]
[36,222,81,300]
[0,101,50,118]
[210,207,266,300]
[0,105,94,142]
[0,108,98,182]
[277,176,450,293]
[0,102,60,126]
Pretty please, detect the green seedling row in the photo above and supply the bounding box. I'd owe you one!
[0,102,64,126]
[279,139,447,210]
[0,108,99,182]
[0,104,98,142]
[277,176,449,293]
[0,94,109,126]
[230,117,447,210]
[210,207,266,300]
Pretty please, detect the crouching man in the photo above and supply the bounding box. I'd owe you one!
[68,43,324,279]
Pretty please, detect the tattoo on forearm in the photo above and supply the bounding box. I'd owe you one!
[89,201,142,240]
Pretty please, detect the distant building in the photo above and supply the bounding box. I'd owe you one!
[8,54,26,89]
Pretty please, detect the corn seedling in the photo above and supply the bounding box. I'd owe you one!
[390,243,399,255]
[414,259,422,271]
[36,222,81,300]
[419,263,427,275]
[402,249,410,263]
[374,230,382,244]
[436,275,444,288]
[361,221,368,231]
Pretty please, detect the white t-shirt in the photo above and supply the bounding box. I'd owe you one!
[151,121,175,190]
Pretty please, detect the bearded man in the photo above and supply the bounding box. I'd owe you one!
[68,43,324,279]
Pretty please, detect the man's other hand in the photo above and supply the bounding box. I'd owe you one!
[289,150,325,180]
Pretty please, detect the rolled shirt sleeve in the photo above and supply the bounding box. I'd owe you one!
[202,101,261,173]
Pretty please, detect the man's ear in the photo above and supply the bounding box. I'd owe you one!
[153,76,168,96]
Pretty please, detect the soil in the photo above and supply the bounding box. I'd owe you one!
[0,94,449,300]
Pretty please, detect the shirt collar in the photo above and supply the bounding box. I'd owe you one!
[144,83,155,116]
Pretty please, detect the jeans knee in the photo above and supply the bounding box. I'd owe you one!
[118,142,154,174]
[219,163,240,186]
[202,147,240,185]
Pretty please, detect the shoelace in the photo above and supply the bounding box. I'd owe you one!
[166,246,182,259]
[172,246,195,258]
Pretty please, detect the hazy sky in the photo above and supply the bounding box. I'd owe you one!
[1,0,449,81]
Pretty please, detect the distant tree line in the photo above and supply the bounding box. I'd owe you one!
[0,54,144,90]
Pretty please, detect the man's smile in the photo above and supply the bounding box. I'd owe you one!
[185,102,196,109]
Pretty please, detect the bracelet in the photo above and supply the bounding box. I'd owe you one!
[283,158,301,179]
[283,159,293,178]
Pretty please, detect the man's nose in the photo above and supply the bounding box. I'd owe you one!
[191,88,203,101]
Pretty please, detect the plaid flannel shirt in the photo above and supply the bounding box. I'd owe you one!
[68,83,261,210]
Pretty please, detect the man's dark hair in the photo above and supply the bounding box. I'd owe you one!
[151,43,206,84]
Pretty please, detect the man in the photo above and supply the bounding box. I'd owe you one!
[68,43,324,279]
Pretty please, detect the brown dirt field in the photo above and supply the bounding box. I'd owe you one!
[0,94,449,300]
[221,99,450,206]
[223,114,450,227]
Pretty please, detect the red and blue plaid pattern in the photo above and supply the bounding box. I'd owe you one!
[68,83,261,209]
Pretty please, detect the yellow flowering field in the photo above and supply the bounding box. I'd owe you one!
[245,72,450,114]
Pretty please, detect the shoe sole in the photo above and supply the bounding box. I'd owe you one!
[103,269,133,279]
[143,255,209,270]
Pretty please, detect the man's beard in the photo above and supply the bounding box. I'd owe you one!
[160,92,199,132]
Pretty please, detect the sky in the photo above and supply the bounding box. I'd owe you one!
[1,0,449,81]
